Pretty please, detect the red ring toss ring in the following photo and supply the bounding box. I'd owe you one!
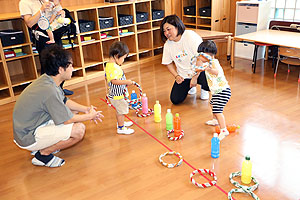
[159,151,183,168]
[123,81,143,105]
[190,169,217,188]
[135,107,154,117]
[167,129,184,141]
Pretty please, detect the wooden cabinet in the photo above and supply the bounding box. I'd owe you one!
[0,0,169,105]
[181,0,230,32]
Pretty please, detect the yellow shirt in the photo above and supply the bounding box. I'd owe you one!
[105,62,127,100]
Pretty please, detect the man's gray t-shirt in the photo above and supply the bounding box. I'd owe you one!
[13,74,74,147]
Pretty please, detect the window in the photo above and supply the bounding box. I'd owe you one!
[270,0,300,21]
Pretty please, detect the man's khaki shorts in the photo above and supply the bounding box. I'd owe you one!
[19,120,73,151]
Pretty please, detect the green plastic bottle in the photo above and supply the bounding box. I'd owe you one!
[241,155,252,184]
[166,109,173,130]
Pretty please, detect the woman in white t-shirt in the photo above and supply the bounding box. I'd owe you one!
[160,15,209,104]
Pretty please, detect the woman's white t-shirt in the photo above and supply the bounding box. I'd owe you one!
[19,0,42,17]
[162,30,203,79]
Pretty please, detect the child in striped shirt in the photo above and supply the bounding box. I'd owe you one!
[191,40,231,140]
[105,41,135,135]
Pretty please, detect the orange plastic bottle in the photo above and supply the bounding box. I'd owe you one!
[173,113,181,137]
[215,124,240,133]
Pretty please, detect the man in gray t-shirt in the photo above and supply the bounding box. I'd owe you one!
[13,45,103,168]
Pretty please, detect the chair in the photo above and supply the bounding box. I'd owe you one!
[274,47,300,82]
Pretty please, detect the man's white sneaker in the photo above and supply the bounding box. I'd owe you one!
[117,127,134,135]
[205,119,219,126]
[218,129,229,141]
[188,87,197,95]
[200,89,209,100]
[117,121,133,128]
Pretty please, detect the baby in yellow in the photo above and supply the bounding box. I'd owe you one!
[192,40,231,140]
[105,41,135,134]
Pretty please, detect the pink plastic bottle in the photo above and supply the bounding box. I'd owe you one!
[142,93,148,114]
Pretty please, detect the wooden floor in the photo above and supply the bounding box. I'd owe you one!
[0,56,300,200]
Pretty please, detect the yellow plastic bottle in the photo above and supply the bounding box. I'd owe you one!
[241,155,252,184]
[154,100,162,122]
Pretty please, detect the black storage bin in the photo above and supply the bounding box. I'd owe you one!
[199,7,211,17]
[118,14,133,26]
[105,0,128,2]
[99,16,114,29]
[152,10,165,20]
[184,6,196,15]
[78,20,95,33]
[0,30,24,47]
[136,12,149,23]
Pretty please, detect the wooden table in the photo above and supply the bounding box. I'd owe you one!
[190,29,233,59]
[231,29,300,67]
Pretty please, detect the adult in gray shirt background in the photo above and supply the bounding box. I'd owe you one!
[13,45,103,168]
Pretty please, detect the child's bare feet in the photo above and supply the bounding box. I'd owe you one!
[46,40,55,44]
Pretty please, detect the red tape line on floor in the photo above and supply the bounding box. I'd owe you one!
[100,98,235,199]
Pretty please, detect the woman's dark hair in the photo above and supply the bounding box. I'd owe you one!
[197,40,218,55]
[109,41,129,58]
[160,15,185,42]
[40,44,72,76]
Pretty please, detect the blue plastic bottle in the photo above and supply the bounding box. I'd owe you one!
[131,90,137,108]
[211,133,220,158]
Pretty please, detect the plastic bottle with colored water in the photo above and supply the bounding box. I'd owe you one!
[141,93,148,114]
[154,100,162,122]
[241,155,252,184]
[211,133,220,158]
[131,90,137,109]
[165,109,173,131]
[173,113,181,137]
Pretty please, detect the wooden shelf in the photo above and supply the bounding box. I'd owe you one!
[197,16,212,19]
[0,0,168,105]
[11,77,34,87]
[5,54,32,62]
[184,22,197,26]
[84,59,103,68]
[137,29,151,34]
[101,36,119,41]
[0,84,8,91]
[183,15,197,18]
[197,24,211,28]
[2,43,32,50]
[138,47,152,53]
[80,39,101,46]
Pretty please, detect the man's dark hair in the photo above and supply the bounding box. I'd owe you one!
[160,15,185,42]
[40,44,72,76]
[197,40,218,55]
[109,41,129,58]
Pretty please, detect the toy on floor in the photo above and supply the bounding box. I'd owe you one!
[106,81,153,117]
[154,100,162,122]
[215,124,240,134]
[167,129,184,141]
[159,151,183,168]
[228,171,259,200]
[166,113,184,141]
[190,169,217,188]
[165,109,173,131]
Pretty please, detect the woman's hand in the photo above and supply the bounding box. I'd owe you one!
[175,75,184,84]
